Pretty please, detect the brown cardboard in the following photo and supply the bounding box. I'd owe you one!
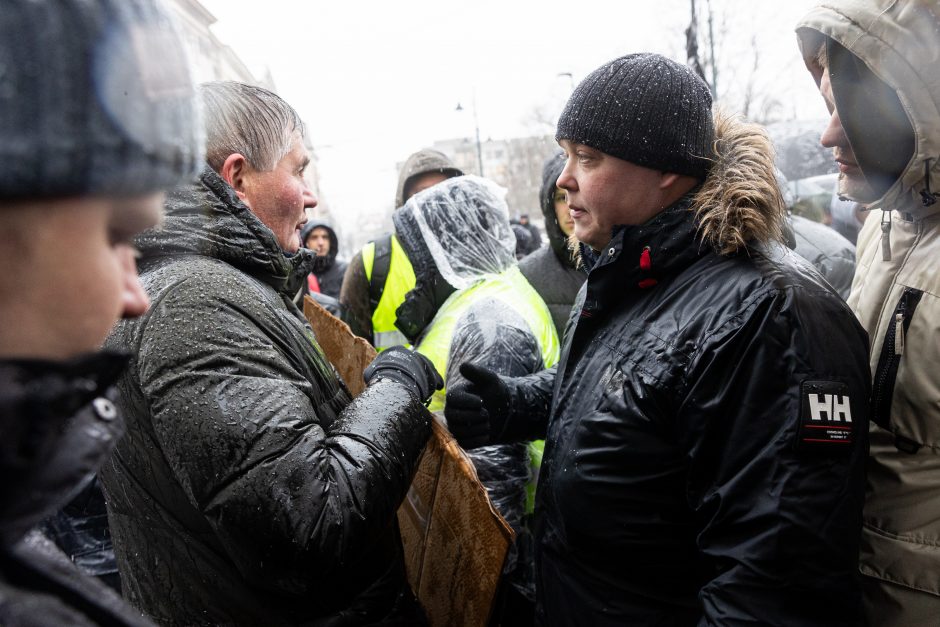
[303,296,513,626]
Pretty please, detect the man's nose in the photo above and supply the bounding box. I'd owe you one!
[556,164,576,191]
[820,109,848,150]
[120,247,150,318]
[303,184,318,210]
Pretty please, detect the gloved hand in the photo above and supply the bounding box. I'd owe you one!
[445,362,512,449]
[363,346,443,404]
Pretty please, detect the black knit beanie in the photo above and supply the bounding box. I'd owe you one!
[556,53,715,179]
[0,0,204,199]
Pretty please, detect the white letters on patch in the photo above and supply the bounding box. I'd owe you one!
[807,394,853,423]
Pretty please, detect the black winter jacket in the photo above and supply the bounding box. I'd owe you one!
[499,117,871,626]
[787,214,856,300]
[519,152,585,337]
[0,354,152,626]
[102,167,430,626]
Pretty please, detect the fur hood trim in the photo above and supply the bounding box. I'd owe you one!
[692,111,787,255]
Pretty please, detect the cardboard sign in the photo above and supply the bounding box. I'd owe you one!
[303,296,513,626]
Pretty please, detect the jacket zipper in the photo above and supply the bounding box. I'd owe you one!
[870,287,924,451]
[881,210,892,261]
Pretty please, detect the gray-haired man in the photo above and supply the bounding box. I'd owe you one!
[101,81,441,625]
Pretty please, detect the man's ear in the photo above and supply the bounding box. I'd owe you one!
[659,172,681,190]
[219,154,251,203]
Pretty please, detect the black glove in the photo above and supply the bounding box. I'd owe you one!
[363,346,443,404]
[445,362,512,450]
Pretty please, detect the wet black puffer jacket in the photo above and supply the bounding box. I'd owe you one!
[498,116,871,626]
[519,152,585,338]
[102,167,430,626]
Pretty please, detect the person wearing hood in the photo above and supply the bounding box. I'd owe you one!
[445,54,871,626]
[392,175,559,621]
[798,3,940,623]
[519,152,587,337]
[341,149,462,350]
[300,219,347,299]
[0,0,203,624]
[100,81,441,625]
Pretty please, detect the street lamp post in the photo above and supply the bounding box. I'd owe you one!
[455,92,484,177]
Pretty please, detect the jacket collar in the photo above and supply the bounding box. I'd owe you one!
[137,166,317,297]
[0,351,128,547]
[578,193,707,318]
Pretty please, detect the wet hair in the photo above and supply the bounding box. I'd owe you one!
[199,81,305,173]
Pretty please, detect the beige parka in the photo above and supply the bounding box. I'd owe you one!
[798,2,940,624]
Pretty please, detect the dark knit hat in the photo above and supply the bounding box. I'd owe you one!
[0,0,204,199]
[556,53,715,179]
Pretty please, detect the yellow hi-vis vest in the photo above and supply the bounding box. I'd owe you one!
[362,234,416,351]
[415,265,560,514]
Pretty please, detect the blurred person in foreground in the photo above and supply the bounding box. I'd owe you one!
[798,2,940,623]
[519,152,587,337]
[445,53,871,625]
[0,0,202,623]
[341,149,462,350]
[393,175,559,623]
[101,81,441,626]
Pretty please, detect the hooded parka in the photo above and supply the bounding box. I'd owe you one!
[0,354,153,626]
[798,4,940,623]
[497,115,871,626]
[519,152,586,338]
[300,220,347,300]
[101,167,430,626]
[341,149,461,347]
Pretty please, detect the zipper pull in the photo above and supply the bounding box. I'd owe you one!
[895,312,905,355]
[881,210,892,261]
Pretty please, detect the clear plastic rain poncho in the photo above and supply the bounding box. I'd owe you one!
[393,175,560,603]
[394,175,517,290]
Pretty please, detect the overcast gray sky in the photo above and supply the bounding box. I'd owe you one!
[200,0,827,249]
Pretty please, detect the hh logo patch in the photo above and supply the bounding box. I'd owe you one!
[798,381,854,452]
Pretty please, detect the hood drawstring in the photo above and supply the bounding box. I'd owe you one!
[920,158,939,207]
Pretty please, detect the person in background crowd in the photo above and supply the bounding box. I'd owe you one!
[300,220,347,299]
[341,149,462,350]
[519,152,587,337]
[393,175,559,624]
[100,80,441,626]
[511,223,534,260]
[777,169,856,300]
[518,213,543,251]
[0,0,203,623]
[446,53,871,626]
[798,3,940,624]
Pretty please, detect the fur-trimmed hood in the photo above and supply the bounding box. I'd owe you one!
[692,111,787,255]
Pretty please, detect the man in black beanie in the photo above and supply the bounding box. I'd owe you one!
[445,52,871,626]
[0,0,203,624]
